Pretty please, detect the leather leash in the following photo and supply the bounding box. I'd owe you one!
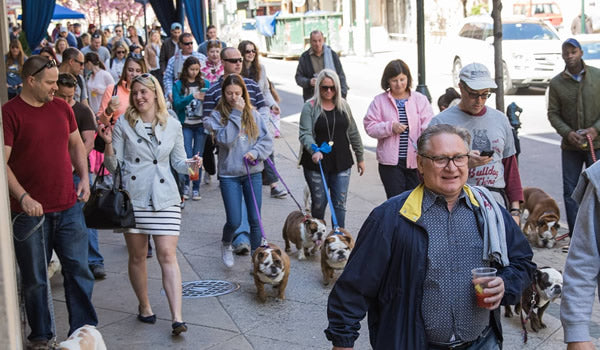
[264,157,307,216]
[312,142,341,233]
[244,158,269,247]
[587,134,597,163]
[520,284,537,344]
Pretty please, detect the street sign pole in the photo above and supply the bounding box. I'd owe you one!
[134,0,150,44]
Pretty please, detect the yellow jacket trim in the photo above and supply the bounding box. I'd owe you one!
[399,184,480,222]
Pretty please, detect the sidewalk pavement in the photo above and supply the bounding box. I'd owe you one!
[46,121,600,349]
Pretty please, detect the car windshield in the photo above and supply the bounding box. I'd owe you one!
[503,22,559,40]
[582,42,600,59]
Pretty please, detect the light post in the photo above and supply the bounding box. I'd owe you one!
[415,0,430,101]
[582,0,586,34]
[364,0,371,56]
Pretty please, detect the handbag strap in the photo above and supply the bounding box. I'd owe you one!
[90,163,125,191]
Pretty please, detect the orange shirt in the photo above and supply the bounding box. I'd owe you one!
[96,80,130,125]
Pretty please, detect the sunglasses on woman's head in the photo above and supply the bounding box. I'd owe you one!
[32,59,57,76]
[128,52,143,60]
[57,75,77,87]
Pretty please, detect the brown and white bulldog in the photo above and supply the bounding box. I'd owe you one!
[321,228,354,286]
[521,187,561,248]
[504,267,563,332]
[282,210,327,260]
[58,325,106,350]
[252,243,291,302]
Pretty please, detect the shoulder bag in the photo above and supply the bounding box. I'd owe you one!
[83,163,136,229]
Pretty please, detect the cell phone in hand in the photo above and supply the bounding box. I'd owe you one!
[480,150,494,157]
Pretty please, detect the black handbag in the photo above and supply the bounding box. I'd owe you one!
[83,163,136,229]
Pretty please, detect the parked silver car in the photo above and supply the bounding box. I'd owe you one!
[450,15,562,94]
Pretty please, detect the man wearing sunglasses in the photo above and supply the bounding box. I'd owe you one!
[81,32,111,63]
[197,24,227,56]
[2,56,98,348]
[163,32,207,102]
[430,63,524,224]
[295,30,348,102]
[59,47,90,109]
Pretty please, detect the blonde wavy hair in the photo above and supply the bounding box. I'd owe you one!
[125,73,168,131]
[215,74,258,141]
[311,69,350,118]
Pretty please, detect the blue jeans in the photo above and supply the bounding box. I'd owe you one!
[465,328,501,349]
[303,167,351,228]
[232,198,251,248]
[12,204,97,340]
[562,148,600,236]
[73,174,103,267]
[183,125,207,191]
[219,173,263,251]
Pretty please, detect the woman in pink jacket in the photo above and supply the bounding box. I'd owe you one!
[364,59,434,199]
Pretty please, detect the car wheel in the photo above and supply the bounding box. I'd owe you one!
[452,58,462,88]
[503,63,517,95]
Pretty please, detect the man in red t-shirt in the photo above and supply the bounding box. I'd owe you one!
[2,56,97,348]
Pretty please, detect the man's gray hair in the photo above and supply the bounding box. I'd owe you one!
[417,124,471,154]
[310,30,324,39]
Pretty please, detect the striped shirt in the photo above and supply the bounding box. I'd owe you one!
[202,76,267,119]
[395,98,409,159]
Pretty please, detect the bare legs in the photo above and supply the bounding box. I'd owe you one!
[124,233,182,322]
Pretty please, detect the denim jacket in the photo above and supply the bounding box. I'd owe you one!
[104,115,187,210]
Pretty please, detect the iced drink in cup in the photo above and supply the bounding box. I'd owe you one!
[472,267,497,308]
[187,159,200,181]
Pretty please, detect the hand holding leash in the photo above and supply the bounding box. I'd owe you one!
[20,194,44,217]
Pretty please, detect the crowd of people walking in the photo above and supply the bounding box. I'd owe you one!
[3,18,600,350]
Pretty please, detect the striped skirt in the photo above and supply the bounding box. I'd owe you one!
[123,205,182,236]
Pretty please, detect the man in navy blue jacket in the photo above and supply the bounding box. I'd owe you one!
[325,124,535,349]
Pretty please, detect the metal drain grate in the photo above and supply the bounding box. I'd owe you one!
[162,280,240,298]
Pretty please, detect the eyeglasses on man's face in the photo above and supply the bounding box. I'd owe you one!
[223,58,243,64]
[419,153,470,168]
[32,59,57,76]
[182,41,193,46]
[461,84,492,100]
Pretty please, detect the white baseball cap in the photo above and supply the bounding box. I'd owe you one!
[459,63,497,90]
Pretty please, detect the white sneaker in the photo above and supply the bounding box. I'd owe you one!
[204,174,211,184]
[222,244,234,268]
[183,185,190,199]
[192,190,201,200]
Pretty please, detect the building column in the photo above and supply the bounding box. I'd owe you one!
[0,0,23,347]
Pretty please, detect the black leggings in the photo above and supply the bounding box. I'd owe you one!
[378,159,420,199]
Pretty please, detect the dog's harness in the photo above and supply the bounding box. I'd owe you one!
[312,143,342,234]
[520,282,537,343]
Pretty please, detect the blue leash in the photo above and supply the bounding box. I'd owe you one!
[311,143,340,233]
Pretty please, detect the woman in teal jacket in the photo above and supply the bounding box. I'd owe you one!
[172,56,210,200]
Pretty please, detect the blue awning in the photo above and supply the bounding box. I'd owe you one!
[18,4,86,20]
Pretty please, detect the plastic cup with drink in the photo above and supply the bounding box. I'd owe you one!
[472,267,497,308]
[186,159,200,181]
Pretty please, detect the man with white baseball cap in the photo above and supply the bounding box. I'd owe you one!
[430,62,524,223]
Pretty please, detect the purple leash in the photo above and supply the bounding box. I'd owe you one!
[264,157,307,215]
[244,158,268,246]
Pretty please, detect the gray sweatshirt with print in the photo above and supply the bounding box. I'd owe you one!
[560,161,600,342]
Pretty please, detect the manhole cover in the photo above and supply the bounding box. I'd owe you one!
[162,280,240,298]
